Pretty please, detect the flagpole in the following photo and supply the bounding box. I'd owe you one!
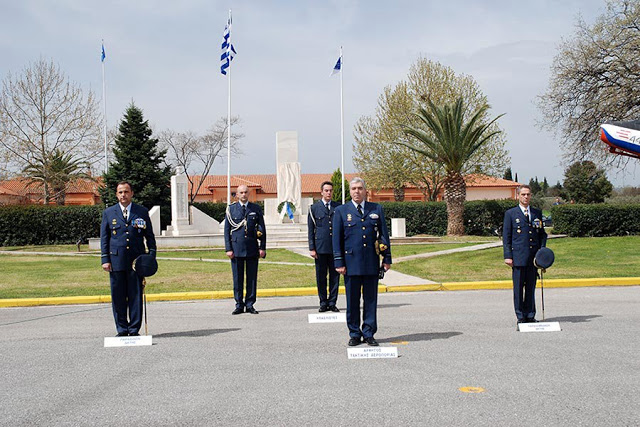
[339,46,345,204]
[102,40,108,173]
[226,10,232,205]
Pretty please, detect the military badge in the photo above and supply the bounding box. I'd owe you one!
[133,218,146,229]
[347,214,352,222]
[369,213,379,219]
[532,218,542,229]
[112,219,117,225]
[112,230,116,235]
[515,218,520,223]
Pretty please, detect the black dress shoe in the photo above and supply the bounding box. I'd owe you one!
[232,307,244,315]
[364,337,379,346]
[348,337,362,346]
[328,306,340,312]
[318,306,328,312]
[116,332,128,337]
[246,307,259,314]
[129,333,140,336]
[527,318,539,323]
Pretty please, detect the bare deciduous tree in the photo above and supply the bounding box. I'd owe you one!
[538,0,640,167]
[0,58,102,203]
[160,116,243,202]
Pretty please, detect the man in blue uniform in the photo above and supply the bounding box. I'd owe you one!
[225,185,266,315]
[308,181,341,312]
[333,177,392,346]
[503,185,548,325]
[101,181,156,336]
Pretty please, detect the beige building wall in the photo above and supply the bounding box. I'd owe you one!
[467,187,515,201]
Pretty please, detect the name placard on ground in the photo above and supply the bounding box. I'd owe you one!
[308,313,346,323]
[348,347,398,359]
[104,335,153,347]
[518,322,561,332]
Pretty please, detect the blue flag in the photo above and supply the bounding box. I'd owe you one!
[285,202,294,220]
[101,43,106,62]
[331,55,341,76]
[220,16,236,75]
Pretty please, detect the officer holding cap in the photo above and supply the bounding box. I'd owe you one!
[503,184,547,325]
[100,181,156,336]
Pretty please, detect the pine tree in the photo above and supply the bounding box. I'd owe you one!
[100,103,172,210]
[514,172,518,183]
[330,168,351,203]
[503,167,513,181]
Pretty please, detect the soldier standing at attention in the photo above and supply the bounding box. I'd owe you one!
[225,185,266,315]
[308,181,341,312]
[333,177,391,346]
[503,185,547,325]
[100,181,156,336]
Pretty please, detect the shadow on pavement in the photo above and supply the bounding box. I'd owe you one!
[379,331,462,343]
[154,328,240,338]
[543,315,602,323]
[260,306,318,313]
[378,303,411,309]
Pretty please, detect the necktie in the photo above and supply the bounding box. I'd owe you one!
[524,209,529,223]
[123,208,128,221]
[325,202,330,212]
[242,204,246,217]
[357,204,363,216]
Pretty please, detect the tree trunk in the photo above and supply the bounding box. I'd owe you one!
[393,185,405,201]
[444,172,466,235]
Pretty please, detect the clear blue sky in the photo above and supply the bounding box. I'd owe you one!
[2,0,635,186]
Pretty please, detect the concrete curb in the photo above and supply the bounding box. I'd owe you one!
[1,277,638,308]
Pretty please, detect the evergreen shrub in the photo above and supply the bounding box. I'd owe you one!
[551,204,640,236]
[0,205,103,246]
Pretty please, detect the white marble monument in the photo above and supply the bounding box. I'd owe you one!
[265,131,312,224]
[163,167,220,236]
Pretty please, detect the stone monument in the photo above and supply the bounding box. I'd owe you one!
[163,166,220,236]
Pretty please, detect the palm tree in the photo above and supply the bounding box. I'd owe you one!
[399,97,504,235]
[22,149,90,205]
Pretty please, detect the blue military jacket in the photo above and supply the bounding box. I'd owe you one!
[100,203,156,272]
[503,205,547,267]
[224,202,266,258]
[307,199,340,254]
[332,201,392,276]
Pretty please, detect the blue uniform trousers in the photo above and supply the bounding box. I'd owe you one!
[512,265,537,321]
[345,275,378,339]
[109,270,143,335]
[315,253,340,308]
[231,257,258,309]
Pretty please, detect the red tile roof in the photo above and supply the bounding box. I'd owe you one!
[0,177,102,196]
[190,173,518,195]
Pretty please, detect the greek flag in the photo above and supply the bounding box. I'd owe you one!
[285,202,294,220]
[220,16,236,75]
[101,43,106,62]
[331,55,341,76]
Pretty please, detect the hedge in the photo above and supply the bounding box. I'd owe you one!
[0,199,519,246]
[0,205,103,246]
[551,204,640,236]
[381,199,517,236]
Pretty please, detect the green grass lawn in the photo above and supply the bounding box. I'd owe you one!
[391,243,477,258]
[2,236,639,298]
[0,254,317,299]
[393,236,640,282]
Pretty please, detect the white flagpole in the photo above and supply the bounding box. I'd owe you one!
[339,46,345,204]
[226,9,232,205]
[102,40,108,172]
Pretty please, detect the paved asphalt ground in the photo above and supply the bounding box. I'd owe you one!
[1,286,638,426]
